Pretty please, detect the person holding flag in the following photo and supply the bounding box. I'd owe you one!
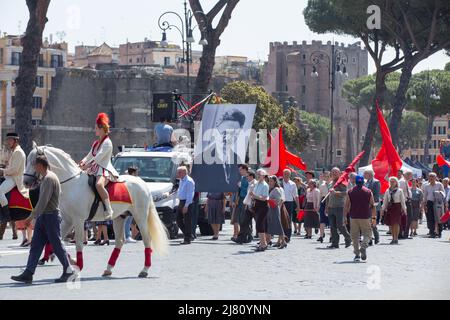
[326,167,351,249]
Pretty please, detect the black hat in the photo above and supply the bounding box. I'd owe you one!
[6,132,19,140]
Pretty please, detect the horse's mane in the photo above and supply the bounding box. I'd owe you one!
[47,146,79,166]
[40,146,81,175]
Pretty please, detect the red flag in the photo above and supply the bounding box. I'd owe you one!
[372,102,403,193]
[333,151,365,188]
[263,127,307,177]
[436,154,450,167]
[296,209,305,221]
[440,211,450,224]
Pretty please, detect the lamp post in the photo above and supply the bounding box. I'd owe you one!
[411,70,440,167]
[310,44,348,168]
[158,0,207,103]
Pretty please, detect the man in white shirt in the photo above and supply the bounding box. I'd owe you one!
[422,173,445,238]
[0,133,27,223]
[281,169,299,241]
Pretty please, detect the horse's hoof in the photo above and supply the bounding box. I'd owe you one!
[102,270,112,277]
[138,271,148,278]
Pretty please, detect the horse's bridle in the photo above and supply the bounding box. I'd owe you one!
[24,171,82,185]
[24,173,39,184]
[25,146,83,186]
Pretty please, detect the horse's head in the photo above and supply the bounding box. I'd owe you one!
[24,144,44,187]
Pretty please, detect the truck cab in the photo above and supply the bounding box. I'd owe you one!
[113,145,192,239]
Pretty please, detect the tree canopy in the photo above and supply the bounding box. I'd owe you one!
[220,81,310,151]
[304,0,450,164]
[407,69,450,118]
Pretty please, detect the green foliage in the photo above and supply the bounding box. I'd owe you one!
[298,110,330,146]
[398,111,427,149]
[408,70,450,118]
[342,73,401,110]
[304,0,450,53]
[445,62,450,71]
[220,81,309,151]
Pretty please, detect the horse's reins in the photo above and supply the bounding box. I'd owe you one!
[24,171,82,185]
[60,171,83,184]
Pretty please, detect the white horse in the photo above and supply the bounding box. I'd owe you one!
[24,145,168,278]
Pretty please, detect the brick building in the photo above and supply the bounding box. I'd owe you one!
[263,40,369,168]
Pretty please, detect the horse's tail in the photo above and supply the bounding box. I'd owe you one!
[147,195,169,255]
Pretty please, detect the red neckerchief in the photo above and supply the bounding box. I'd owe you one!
[91,135,109,157]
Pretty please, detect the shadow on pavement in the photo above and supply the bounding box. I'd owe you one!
[0,275,149,288]
[333,260,367,264]
[0,265,55,269]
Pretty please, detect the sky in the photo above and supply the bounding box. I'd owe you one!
[1,0,449,75]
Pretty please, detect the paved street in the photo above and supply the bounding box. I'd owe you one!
[0,221,449,300]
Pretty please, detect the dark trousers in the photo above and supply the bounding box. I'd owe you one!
[371,225,379,242]
[284,201,295,241]
[176,200,192,241]
[404,201,413,237]
[191,197,199,238]
[26,212,70,274]
[426,201,436,235]
[237,208,253,243]
[328,207,351,247]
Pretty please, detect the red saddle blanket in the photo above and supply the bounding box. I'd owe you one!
[9,187,33,212]
[107,182,132,205]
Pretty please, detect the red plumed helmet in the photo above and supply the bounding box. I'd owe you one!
[96,113,109,127]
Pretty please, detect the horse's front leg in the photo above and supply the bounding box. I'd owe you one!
[74,220,86,271]
[60,217,78,266]
[102,216,125,277]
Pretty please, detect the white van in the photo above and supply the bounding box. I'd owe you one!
[113,145,192,238]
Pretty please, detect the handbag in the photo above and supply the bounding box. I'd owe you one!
[281,204,291,229]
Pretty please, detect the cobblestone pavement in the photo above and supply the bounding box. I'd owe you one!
[0,221,449,299]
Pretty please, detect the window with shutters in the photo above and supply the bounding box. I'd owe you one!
[33,96,42,109]
[11,52,21,65]
[35,76,44,88]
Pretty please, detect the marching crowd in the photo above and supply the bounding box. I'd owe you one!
[173,162,450,262]
[0,112,449,284]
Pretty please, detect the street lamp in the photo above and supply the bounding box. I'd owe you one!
[410,70,440,167]
[310,44,348,168]
[157,0,207,102]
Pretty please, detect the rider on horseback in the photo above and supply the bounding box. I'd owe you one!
[79,113,119,220]
[0,133,27,223]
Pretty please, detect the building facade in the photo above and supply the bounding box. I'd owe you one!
[72,43,119,68]
[263,40,369,168]
[0,34,67,129]
[402,114,450,165]
[118,39,201,75]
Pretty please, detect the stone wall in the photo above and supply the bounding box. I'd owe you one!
[34,67,230,161]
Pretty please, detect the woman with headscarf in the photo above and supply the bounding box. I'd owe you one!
[381,177,407,244]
